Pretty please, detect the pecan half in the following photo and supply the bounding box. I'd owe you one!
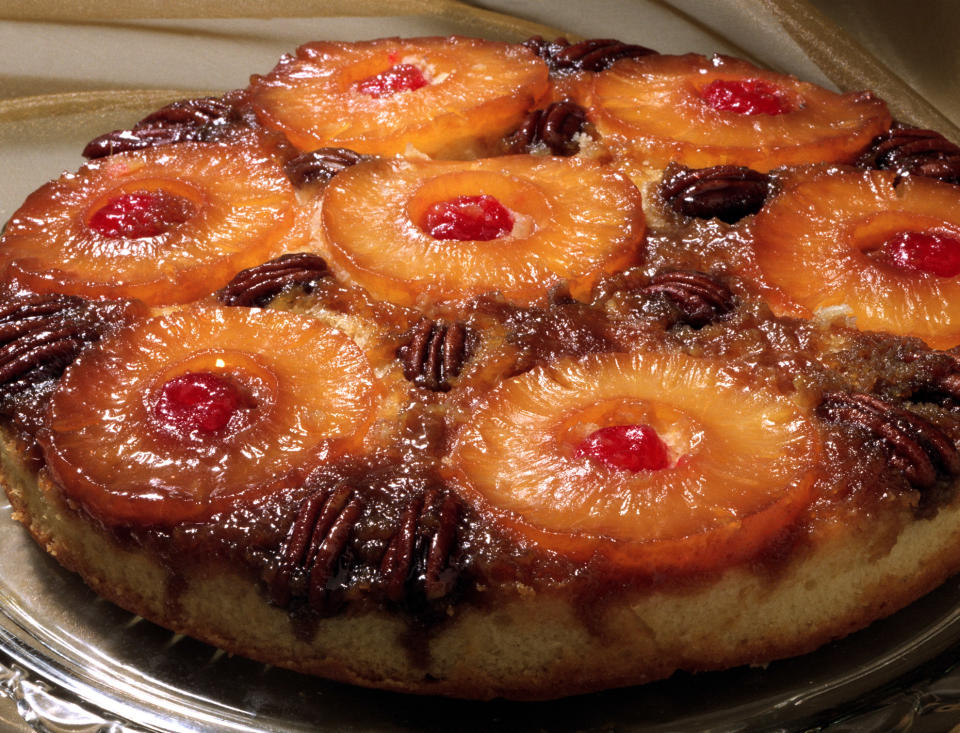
[138,96,236,128]
[818,392,960,491]
[283,147,370,187]
[380,496,423,602]
[380,488,460,605]
[909,353,960,409]
[271,484,364,612]
[659,165,770,223]
[936,356,960,402]
[82,126,199,158]
[503,101,588,156]
[857,127,960,185]
[216,253,329,307]
[83,93,244,159]
[422,491,460,601]
[642,270,735,327]
[523,36,656,74]
[398,318,468,392]
[0,293,128,393]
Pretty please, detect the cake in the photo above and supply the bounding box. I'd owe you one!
[1,34,960,701]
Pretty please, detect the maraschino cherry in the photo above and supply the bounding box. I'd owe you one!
[88,190,195,238]
[423,194,514,241]
[574,424,670,472]
[883,231,960,278]
[153,372,245,440]
[701,79,792,116]
[357,64,428,98]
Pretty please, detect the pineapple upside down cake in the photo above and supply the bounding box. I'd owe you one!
[1,34,960,700]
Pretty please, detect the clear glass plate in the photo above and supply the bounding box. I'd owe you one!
[1,8,960,732]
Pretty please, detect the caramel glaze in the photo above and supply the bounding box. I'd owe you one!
[7,211,960,640]
[4,92,960,655]
[0,290,147,439]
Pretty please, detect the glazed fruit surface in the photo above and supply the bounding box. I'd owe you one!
[448,349,821,572]
[583,53,891,172]
[0,139,309,305]
[2,33,960,700]
[42,305,380,524]
[318,155,645,306]
[751,166,960,349]
[248,36,549,157]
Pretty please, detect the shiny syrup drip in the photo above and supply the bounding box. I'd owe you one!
[701,78,792,116]
[153,372,243,439]
[357,64,428,98]
[87,190,195,238]
[883,231,960,278]
[423,194,514,241]
[574,424,670,472]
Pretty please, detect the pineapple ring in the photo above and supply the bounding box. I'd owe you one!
[585,53,891,172]
[0,140,308,305]
[752,167,960,349]
[319,156,645,306]
[448,350,821,572]
[249,36,549,158]
[42,305,379,525]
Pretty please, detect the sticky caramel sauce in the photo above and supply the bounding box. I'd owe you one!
[5,163,960,653]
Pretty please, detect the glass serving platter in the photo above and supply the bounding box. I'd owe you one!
[1,5,960,731]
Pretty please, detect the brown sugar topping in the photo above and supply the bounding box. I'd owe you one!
[503,101,588,156]
[216,253,329,307]
[818,391,960,491]
[398,318,468,392]
[641,270,735,328]
[659,165,770,223]
[522,36,657,74]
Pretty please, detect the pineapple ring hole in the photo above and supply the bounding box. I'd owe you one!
[143,348,278,445]
[356,63,429,97]
[554,398,703,471]
[698,77,795,116]
[883,232,960,278]
[421,195,515,241]
[574,425,670,473]
[407,170,543,243]
[339,51,437,93]
[85,178,203,240]
[849,213,960,277]
[154,372,248,438]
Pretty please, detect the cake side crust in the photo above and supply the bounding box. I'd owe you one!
[5,424,960,700]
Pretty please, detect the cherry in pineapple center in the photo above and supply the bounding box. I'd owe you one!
[422,194,515,241]
[356,63,428,98]
[882,230,960,278]
[153,371,253,440]
[574,424,671,472]
[700,78,793,116]
[87,189,196,239]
